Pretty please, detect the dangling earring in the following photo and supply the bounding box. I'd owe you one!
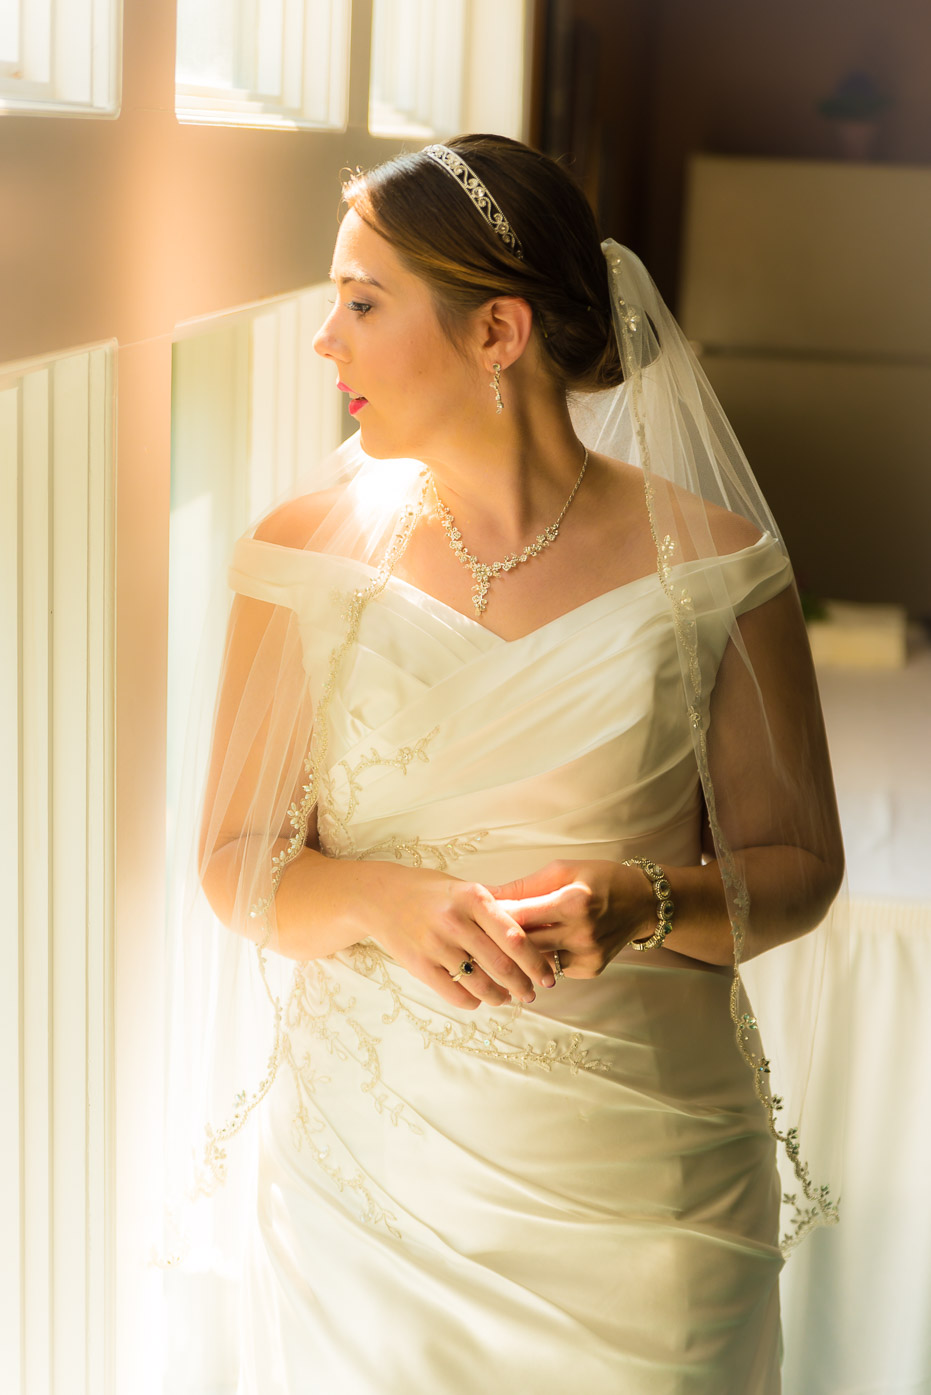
[491,362,503,414]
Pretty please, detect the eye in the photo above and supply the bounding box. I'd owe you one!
[325,294,373,317]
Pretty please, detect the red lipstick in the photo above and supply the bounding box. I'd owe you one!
[338,381,368,415]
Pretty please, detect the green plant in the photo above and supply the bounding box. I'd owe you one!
[818,71,892,122]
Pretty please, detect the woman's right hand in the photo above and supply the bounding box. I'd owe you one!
[361,862,557,1009]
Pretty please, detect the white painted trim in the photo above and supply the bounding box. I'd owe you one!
[0,344,115,1395]
[84,345,116,1395]
[21,367,52,1395]
[0,383,24,1395]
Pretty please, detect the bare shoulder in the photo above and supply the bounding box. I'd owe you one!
[253,484,349,548]
[694,493,766,556]
[594,454,765,559]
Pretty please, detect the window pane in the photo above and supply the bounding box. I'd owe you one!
[0,0,120,115]
[175,0,236,88]
[0,0,21,65]
[369,0,466,139]
[255,0,284,98]
[176,0,349,129]
[369,0,527,139]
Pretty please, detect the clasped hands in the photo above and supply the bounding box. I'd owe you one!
[392,859,655,1012]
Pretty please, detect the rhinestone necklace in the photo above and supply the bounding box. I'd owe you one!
[430,448,589,616]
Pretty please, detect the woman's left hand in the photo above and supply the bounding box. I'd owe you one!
[490,860,655,978]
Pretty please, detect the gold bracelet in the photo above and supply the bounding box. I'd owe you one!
[621,857,675,951]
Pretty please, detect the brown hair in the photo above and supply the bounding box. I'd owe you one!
[341,134,624,394]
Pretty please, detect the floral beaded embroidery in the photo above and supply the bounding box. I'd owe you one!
[346,940,609,1075]
[316,727,491,870]
[354,831,489,871]
[627,361,839,1250]
[317,728,440,855]
[276,942,609,1242]
[283,1021,404,1240]
[287,960,424,1135]
[276,960,425,1240]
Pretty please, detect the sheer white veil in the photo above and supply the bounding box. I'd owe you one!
[573,240,848,1250]
[159,146,847,1279]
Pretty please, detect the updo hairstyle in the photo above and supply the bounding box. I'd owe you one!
[341,134,624,394]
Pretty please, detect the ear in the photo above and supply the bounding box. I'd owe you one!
[472,296,534,371]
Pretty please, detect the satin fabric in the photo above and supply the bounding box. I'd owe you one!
[229,532,791,1394]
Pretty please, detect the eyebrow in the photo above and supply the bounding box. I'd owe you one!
[329,270,387,291]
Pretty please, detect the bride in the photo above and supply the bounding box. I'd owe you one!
[194,134,844,1393]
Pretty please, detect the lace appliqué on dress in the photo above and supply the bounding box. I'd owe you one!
[285,729,610,1235]
[317,727,491,871]
[347,939,610,1076]
[277,936,611,1242]
[279,960,427,1240]
[317,734,491,871]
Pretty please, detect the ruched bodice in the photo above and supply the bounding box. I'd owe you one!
[230,532,790,882]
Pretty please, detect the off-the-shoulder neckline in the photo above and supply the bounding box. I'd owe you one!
[237,531,785,646]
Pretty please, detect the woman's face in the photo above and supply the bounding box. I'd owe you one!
[313,208,483,460]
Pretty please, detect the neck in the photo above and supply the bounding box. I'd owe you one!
[422,390,586,548]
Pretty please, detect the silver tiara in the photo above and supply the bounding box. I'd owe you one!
[423,144,524,260]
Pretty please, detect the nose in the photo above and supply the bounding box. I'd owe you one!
[313,302,344,361]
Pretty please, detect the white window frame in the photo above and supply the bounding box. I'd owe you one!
[175,0,350,131]
[369,0,527,140]
[0,0,121,116]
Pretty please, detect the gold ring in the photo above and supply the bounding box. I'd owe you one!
[552,950,565,980]
[450,957,475,982]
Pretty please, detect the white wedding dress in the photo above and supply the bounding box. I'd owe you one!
[227,529,792,1395]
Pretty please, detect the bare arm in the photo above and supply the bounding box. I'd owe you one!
[203,822,553,999]
[661,577,844,964]
[198,512,555,1008]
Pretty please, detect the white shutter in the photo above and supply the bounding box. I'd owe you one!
[0,345,115,1395]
